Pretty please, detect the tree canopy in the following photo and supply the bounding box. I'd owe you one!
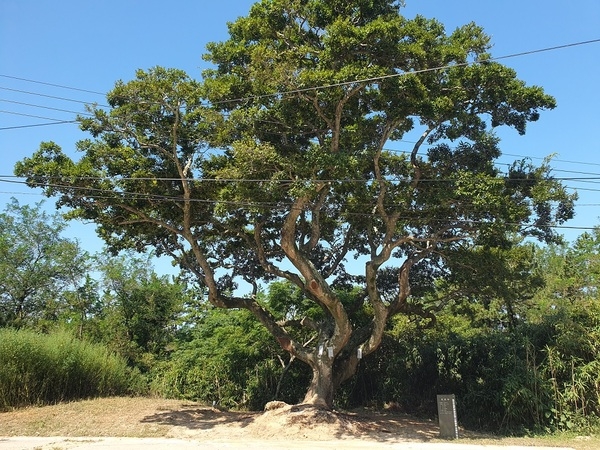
[0,199,88,328]
[15,0,575,408]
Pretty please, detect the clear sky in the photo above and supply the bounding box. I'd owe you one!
[1,0,599,261]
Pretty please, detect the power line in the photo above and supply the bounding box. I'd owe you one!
[492,38,600,61]
[1,177,594,232]
[501,153,600,168]
[0,74,105,95]
[0,98,93,117]
[0,191,41,196]
[3,172,600,185]
[209,38,600,106]
[0,86,109,108]
[383,147,600,174]
[0,193,592,232]
[0,176,584,212]
[1,38,598,175]
[2,37,598,111]
[390,143,600,170]
[0,110,74,122]
[0,121,77,131]
[565,186,600,193]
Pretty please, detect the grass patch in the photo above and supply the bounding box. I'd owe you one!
[0,397,194,437]
[0,329,140,410]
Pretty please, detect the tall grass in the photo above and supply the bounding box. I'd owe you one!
[0,329,139,410]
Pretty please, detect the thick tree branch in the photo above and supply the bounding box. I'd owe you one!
[410,126,435,188]
[251,220,305,287]
[281,193,352,353]
[276,316,320,332]
[331,83,365,153]
[323,224,353,279]
[303,182,330,253]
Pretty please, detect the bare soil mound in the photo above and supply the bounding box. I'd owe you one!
[242,401,440,441]
[0,397,440,443]
[1,397,597,449]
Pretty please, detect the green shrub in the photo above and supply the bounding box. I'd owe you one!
[0,328,141,410]
[149,308,309,409]
[339,310,600,433]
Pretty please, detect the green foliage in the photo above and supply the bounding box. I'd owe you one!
[0,199,89,329]
[150,308,309,409]
[0,329,141,410]
[338,286,600,433]
[14,0,576,409]
[436,243,545,330]
[90,251,187,370]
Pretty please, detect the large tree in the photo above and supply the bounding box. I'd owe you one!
[15,0,575,408]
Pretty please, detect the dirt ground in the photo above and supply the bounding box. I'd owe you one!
[0,397,595,449]
[0,397,442,441]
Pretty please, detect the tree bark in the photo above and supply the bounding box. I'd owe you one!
[302,356,334,409]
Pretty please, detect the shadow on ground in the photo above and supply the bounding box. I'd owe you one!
[140,405,257,431]
[139,403,449,443]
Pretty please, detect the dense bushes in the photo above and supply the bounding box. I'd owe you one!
[3,296,597,435]
[1,202,599,437]
[0,329,141,410]
[144,298,600,434]
[144,303,598,434]
[150,308,310,410]
[339,306,600,433]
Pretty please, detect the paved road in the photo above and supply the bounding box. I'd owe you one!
[0,437,575,449]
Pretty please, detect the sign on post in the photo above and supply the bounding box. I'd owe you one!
[437,394,459,439]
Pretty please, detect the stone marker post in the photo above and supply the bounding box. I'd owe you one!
[437,394,459,439]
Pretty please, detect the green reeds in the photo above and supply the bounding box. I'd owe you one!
[0,329,135,410]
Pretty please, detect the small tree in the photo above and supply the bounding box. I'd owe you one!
[94,251,185,366]
[62,274,102,339]
[0,199,88,329]
[16,1,575,408]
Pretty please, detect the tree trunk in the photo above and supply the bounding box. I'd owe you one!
[302,357,334,409]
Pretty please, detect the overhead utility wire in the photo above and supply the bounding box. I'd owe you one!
[4,169,600,193]
[209,38,600,106]
[0,120,77,131]
[391,142,600,169]
[0,86,109,108]
[0,110,75,122]
[1,185,586,208]
[3,174,600,183]
[0,98,93,117]
[0,176,593,211]
[2,38,598,133]
[3,38,597,110]
[2,38,598,158]
[386,147,600,172]
[0,178,593,231]
[0,121,76,131]
[0,74,105,95]
[502,152,600,168]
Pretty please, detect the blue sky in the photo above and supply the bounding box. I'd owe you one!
[1,0,599,262]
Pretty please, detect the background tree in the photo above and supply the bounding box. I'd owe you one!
[94,251,186,369]
[15,0,575,408]
[62,274,102,339]
[433,242,545,330]
[0,199,89,329]
[531,228,600,314]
